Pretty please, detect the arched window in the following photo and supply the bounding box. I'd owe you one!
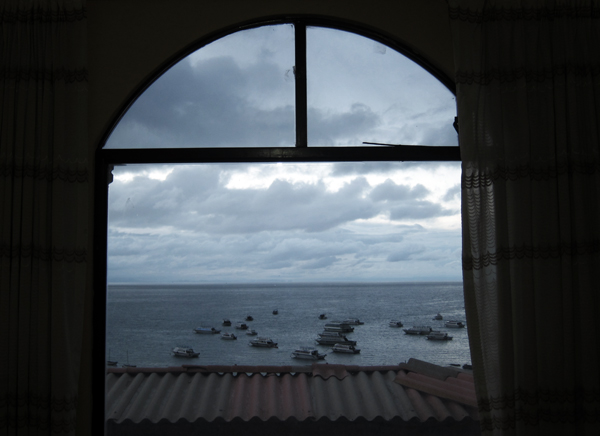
[98,19,465,433]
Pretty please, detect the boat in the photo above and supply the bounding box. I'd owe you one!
[122,350,136,368]
[332,344,361,354]
[221,332,237,340]
[319,313,327,320]
[433,313,443,320]
[403,326,433,335]
[342,318,364,325]
[246,329,258,336]
[193,326,221,334]
[389,320,404,327]
[249,337,278,348]
[107,349,117,366]
[273,309,278,315]
[222,319,231,326]
[235,322,248,330]
[245,315,254,321]
[323,321,354,333]
[171,346,200,357]
[426,331,453,340]
[316,332,356,345]
[291,347,327,360]
[445,320,465,328]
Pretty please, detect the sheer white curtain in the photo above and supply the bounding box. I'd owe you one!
[449,1,600,435]
[0,1,88,434]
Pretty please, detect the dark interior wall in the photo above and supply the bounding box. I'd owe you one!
[87,0,454,151]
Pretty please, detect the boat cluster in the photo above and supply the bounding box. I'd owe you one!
[393,315,466,341]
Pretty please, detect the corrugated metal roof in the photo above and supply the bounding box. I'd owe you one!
[106,358,479,435]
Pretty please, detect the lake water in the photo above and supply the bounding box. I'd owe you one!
[106,282,471,368]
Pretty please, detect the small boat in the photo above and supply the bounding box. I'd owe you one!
[107,349,117,366]
[172,346,200,357]
[445,320,466,328]
[221,332,237,340]
[246,329,258,336]
[235,322,248,330]
[273,309,278,315]
[342,318,364,325]
[403,326,433,335]
[332,344,361,354]
[245,316,254,321]
[426,331,453,340]
[324,321,354,333]
[222,319,231,326]
[193,326,221,334]
[319,313,327,320]
[433,313,443,320]
[122,350,136,368]
[249,337,278,348]
[389,320,404,327]
[291,347,327,360]
[316,332,356,345]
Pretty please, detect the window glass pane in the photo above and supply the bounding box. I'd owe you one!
[306,27,457,147]
[106,162,467,368]
[105,24,296,149]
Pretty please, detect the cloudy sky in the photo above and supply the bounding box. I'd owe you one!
[105,25,461,284]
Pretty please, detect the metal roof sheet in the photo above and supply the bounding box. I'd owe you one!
[106,359,479,435]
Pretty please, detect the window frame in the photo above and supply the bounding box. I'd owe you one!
[93,17,461,434]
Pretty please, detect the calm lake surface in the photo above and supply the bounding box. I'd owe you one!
[106,282,471,368]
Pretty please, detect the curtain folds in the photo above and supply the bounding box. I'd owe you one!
[0,1,88,434]
[450,1,600,435]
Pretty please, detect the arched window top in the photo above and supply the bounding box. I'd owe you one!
[104,23,457,151]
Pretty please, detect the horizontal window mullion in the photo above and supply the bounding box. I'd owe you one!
[99,146,460,165]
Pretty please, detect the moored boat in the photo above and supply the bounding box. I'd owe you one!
[249,337,278,348]
[319,313,327,320]
[433,313,443,320]
[342,318,364,325]
[172,346,200,357]
[235,322,248,330]
[273,309,278,315]
[332,344,361,354]
[193,326,221,334]
[245,315,254,321]
[222,319,231,326]
[426,331,453,340]
[221,332,237,340]
[403,325,433,335]
[291,347,326,360]
[246,329,258,336]
[389,320,404,327]
[445,320,465,328]
[316,332,356,345]
[323,321,354,333]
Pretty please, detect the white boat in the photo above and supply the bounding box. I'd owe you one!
[445,320,465,328]
[291,347,326,360]
[403,325,433,335]
[172,346,199,357]
[426,331,453,340]
[332,344,361,354]
[246,329,258,336]
[433,313,443,320]
[221,332,237,340]
[193,326,221,334]
[389,320,404,327]
[249,337,278,348]
[316,332,356,345]
[342,318,364,325]
[235,322,248,330]
[222,319,231,326]
[323,321,354,333]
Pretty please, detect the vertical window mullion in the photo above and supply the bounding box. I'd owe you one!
[295,22,307,148]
